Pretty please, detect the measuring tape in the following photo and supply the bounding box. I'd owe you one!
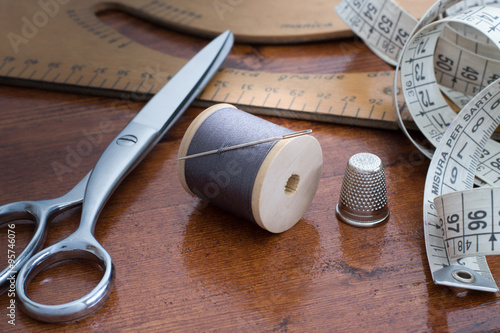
[337,0,500,291]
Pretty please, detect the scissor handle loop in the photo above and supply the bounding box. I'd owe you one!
[16,232,115,323]
[0,201,48,294]
[0,174,89,294]
[0,201,41,224]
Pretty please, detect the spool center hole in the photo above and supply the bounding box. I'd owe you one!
[285,174,300,196]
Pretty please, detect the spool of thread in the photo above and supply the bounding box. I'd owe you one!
[177,104,323,233]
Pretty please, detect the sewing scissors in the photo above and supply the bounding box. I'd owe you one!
[0,30,233,323]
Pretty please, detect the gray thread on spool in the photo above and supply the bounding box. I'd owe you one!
[184,107,292,223]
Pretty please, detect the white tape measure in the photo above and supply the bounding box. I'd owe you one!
[337,0,500,291]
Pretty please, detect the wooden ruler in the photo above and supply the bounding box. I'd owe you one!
[14,0,431,43]
[0,0,434,129]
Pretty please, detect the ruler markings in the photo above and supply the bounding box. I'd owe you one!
[367,0,388,40]
[52,73,60,83]
[315,99,322,112]
[452,50,463,90]
[117,41,133,49]
[449,156,470,174]
[140,1,155,10]
[237,91,245,104]
[479,149,500,167]
[0,0,421,131]
[41,68,52,81]
[112,77,122,89]
[372,0,391,48]
[0,60,7,71]
[409,80,438,91]
[480,59,489,91]
[211,87,220,100]
[341,102,347,115]
[388,10,403,46]
[176,13,191,25]
[87,74,99,87]
[344,0,400,52]
[262,93,270,107]
[442,182,457,193]
[182,14,199,27]
[446,231,500,241]
[463,129,483,149]
[491,189,495,251]
[64,69,76,84]
[17,65,29,77]
[417,104,449,116]
[437,70,482,88]
[171,12,188,24]
[160,6,176,19]
[146,83,155,94]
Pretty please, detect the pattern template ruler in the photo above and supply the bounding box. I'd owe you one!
[0,0,435,130]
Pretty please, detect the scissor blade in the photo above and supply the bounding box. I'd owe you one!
[133,30,234,135]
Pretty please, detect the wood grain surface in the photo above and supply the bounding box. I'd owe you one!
[1,9,500,333]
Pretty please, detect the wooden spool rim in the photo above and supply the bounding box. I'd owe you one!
[252,134,323,233]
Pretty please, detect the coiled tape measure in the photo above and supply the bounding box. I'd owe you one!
[336,0,500,291]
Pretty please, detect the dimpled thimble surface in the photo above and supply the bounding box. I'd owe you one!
[336,152,389,227]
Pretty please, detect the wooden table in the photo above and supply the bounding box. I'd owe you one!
[1,10,500,333]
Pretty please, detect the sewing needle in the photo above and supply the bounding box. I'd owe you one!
[177,129,312,160]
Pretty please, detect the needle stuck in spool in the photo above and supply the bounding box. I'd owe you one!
[177,129,313,160]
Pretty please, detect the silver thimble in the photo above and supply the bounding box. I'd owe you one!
[336,153,389,227]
